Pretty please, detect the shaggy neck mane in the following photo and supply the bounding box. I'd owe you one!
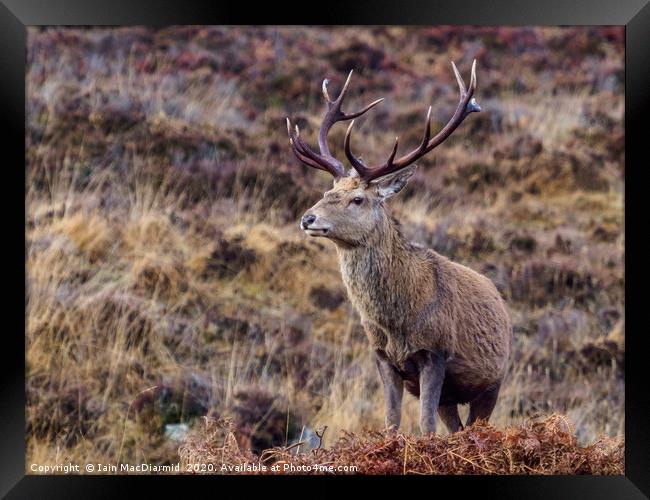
[335,212,434,327]
[336,214,418,267]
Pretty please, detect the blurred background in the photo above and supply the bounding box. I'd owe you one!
[26,26,624,468]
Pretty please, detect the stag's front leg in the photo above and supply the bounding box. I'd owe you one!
[416,350,446,435]
[375,351,403,431]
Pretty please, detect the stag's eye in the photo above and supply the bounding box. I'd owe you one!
[351,196,364,205]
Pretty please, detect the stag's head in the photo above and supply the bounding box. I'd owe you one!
[287,62,480,247]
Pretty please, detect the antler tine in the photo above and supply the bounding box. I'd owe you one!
[287,69,383,179]
[451,61,466,94]
[419,106,432,151]
[346,60,481,183]
[287,117,343,176]
[469,59,477,91]
[288,135,330,171]
[322,79,333,103]
[344,97,385,120]
[290,141,330,172]
[320,71,353,109]
[343,120,370,177]
[293,124,335,167]
[334,69,386,116]
[337,69,354,103]
[387,136,399,165]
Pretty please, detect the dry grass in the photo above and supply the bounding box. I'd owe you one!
[26,26,624,473]
[179,414,624,475]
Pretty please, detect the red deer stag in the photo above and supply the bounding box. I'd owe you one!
[286,61,511,434]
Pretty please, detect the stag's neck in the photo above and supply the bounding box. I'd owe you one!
[335,216,414,279]
[335,216,434,328]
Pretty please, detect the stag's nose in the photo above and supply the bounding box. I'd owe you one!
[301,214,316,229]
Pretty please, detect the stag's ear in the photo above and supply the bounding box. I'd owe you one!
[373,165,417,199]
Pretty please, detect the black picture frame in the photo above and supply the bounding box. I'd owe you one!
[3,1,648,498]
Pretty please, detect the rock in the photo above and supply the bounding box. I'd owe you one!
[165,423,190,441]
[289,425,321,451]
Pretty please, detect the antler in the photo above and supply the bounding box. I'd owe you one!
[344,60,481,182]
[286,70,384,179]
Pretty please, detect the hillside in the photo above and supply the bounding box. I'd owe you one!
[26,26,624,471]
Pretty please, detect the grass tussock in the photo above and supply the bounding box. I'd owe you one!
[179,414,623,475]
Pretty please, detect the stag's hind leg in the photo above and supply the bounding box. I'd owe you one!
[466,383,500,426]
[438,404,463,433]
